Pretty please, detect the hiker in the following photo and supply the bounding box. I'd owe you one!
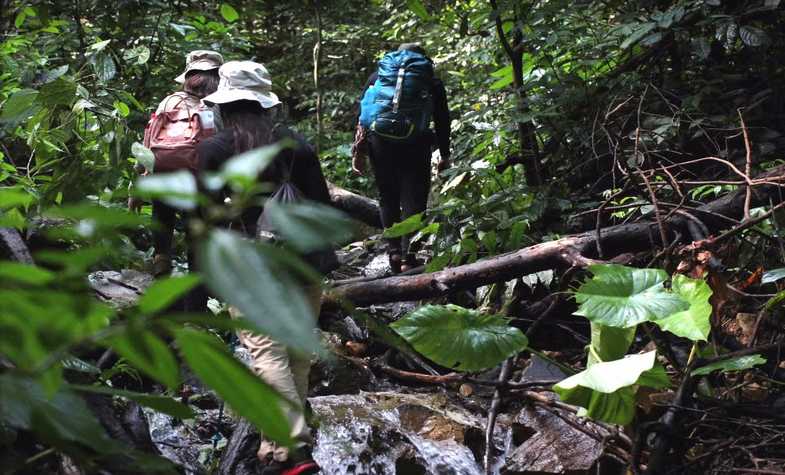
[199,60,329,475]
[352,43,451,274]
[138,50,223,279]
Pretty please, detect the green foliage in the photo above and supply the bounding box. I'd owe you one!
[391,304,528,372]
[655,275,713,342]
[265,200,355,252]
[692,354,767,376]
[574,265,688,328]
[554,351,667,425]
[198,229,322,353]
[174,328,293,445]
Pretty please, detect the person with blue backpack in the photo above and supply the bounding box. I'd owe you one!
[352,43,451,273]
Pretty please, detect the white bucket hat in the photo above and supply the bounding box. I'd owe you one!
[174,50,224,83]
[202,61,281,109]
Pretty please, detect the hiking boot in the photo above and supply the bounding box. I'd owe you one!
[152,253,172,277]
[400,253,421,273]
[388,252,402,274]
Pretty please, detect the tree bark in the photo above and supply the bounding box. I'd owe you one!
[327,182,381,228]
[0,228,33,263]
[330,166,785,306]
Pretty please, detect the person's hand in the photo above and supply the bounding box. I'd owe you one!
[437,155,451,172]
[352,153,367,176]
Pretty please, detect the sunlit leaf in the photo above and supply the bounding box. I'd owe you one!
[136,171,198,210]
[573,264,688,328]
[554,351,659,425]
[220,3,239,22]
[382,213,424,238]
[654,274,712,341]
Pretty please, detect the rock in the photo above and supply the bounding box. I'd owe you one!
[309,391,499,475]
[217,420,259,475]
[502,402,605,474]
[88,269,153,308]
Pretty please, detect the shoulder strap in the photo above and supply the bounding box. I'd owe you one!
[392,66,406,113]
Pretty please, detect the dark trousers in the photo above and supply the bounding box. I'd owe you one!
[151,200,207,312]
[368,133,431,256]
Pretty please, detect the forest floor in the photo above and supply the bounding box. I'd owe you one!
[87,232,785,474]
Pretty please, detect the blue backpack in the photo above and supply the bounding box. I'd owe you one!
[359,50,434,142]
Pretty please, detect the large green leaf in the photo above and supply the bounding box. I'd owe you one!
[390,304,528,372]
[198,229,320,353]
[136,171,199,210]
[217,143,282,190]
[692,354,766,376]
[554,351,659,425]
[264,200,355,252]
[382,213,425,238]
[174,328,292,444]
[655,274,712,341]
[574,264,688,328]
[0,88,40,124]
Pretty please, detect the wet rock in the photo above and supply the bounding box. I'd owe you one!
[88,269,153,308]
[309,391,503,475]
[502,403,605,474]
[145,406,226,474]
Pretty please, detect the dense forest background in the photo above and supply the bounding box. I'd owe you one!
[2,0,785,473]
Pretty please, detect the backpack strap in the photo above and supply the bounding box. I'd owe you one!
[392,66,406,113]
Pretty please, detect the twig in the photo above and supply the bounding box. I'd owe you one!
[484,357,513,474]
[738,109,753,221]
[711,201,785,244]
[638,169,669,252]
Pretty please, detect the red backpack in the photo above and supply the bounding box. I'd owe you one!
[143,94,215,173]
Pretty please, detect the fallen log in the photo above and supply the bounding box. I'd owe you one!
[327,182,381,228]
[331,166,785,306]
[0,227,32,263]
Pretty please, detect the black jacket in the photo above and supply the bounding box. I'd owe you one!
[359,71,451,158]
[198,126,332,206]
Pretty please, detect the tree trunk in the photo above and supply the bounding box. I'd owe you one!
[312,0,323,155]
[327,182,381,228]
[330,165,785,306]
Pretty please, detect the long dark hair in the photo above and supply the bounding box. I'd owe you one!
[219,100,276,154]
[183,69,220,99]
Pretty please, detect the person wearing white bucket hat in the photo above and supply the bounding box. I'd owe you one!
[199,60,330,475]
[201,60,281,109]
